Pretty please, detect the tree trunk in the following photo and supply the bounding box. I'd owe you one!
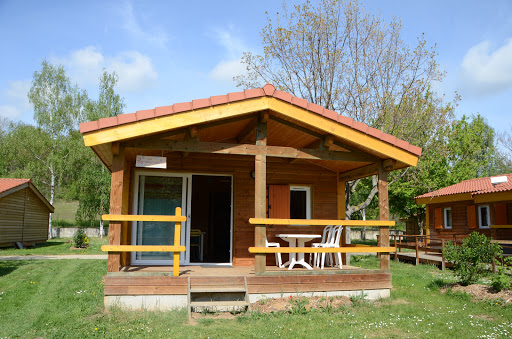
[361,208,367,241]
[48,166,54,239]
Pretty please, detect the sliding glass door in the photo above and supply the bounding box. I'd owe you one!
[131,173,188,265]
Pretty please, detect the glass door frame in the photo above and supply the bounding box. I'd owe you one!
[131,170,191,265]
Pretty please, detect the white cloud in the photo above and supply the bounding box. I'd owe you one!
[208,27,249,83]
[54,46,158,93]
[210,59,246,82]
[0,80,31,120]
[120,1,168,48]
[458,38,512,97]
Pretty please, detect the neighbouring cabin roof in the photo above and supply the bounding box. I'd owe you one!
[79,84,422,175]
[415,173,512,205]
[0,178,54,212]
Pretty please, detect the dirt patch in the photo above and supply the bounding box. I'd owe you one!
[251,295,352,313]
[440,283,512,303]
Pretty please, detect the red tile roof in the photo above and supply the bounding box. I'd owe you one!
[79,84,422,156]
[0,178,30,194]
[415,173,512,199]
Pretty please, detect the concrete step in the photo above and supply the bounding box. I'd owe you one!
[190,300,249,307]
[190,287,247,293]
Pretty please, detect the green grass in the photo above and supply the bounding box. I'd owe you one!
[0,237,108,256]
[0,257,511,338]
[53,200,102,227]
[52,200,79,223]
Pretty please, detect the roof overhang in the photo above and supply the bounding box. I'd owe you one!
[82,97,421,175]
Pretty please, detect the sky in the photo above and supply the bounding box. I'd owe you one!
[1,0,512,136]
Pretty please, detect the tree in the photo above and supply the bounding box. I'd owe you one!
[72,71,124,236]
[27,60,84,238]
[235,0,455,222]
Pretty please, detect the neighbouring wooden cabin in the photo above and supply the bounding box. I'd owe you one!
[415,174,512,241]
[0,178,54,247]
[80,84,421,311]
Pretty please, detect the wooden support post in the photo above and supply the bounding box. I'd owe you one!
[441,239,446,270]
[254,114,267,274]
[415,237,419,265]
[394,235,398,262]
[378,161,390,270]
[108,146,129,272]
[337,177,348,265]
[425,205,430,246]
[173,207,182,277]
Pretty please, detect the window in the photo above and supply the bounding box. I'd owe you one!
[290,186,311,219]
[444,207,452,229]
[478,205,490,228]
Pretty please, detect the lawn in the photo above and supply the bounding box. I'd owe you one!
[0,237,108,256]
[0,257,511,338]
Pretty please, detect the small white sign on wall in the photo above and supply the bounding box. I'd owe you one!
[136,155,167,169]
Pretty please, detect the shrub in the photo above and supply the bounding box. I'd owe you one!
[443,232,502,285]
[491,257,512,292]
[73,229,89,249]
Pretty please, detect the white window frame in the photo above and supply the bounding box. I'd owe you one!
[478,205,491,229]
[290,186,311,220]
[443,207,452,229]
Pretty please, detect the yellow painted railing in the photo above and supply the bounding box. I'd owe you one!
[101,207,185,277]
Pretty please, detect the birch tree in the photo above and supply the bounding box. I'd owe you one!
[235,0,455,219]
[73,71,124,236]
[27,60,82,238]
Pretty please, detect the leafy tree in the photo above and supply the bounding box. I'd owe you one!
[27,60,84,238]
[235,0,455,222]
[71,71,124,235]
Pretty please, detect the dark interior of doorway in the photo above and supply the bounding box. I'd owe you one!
[190,175,231,263]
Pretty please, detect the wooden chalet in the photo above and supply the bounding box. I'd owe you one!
[0,178,54,247]
[415,174,512,241]
[80,84,422,311]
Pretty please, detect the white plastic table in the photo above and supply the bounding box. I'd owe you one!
[277,234,321,270]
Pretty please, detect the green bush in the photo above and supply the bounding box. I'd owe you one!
[443,232,502,285]
[491,257,512,292]
[73,229,89,249]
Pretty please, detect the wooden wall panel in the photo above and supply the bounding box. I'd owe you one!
[22,189,50,243]
[0,189,25,245]
[0,188,50,246]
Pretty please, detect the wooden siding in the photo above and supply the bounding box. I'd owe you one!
[0,187,49,246]
[427,200,512,240]
[125,152,338,266]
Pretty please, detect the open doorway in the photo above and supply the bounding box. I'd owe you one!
[190,175,232,264]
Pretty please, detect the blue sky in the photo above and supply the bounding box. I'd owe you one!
[1,0,511,136]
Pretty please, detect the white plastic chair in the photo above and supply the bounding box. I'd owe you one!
[309,225,333,266]
[266,236,283,268]
[316,225,343,269]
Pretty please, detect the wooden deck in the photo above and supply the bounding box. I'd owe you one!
[393,251,450,269]
[105,265,392,297]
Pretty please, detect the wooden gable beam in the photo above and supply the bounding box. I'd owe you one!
[236,118,258,144]
[339,159,397,182]
[123,139,378,162]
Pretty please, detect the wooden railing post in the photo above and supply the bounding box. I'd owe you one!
[394,235,398,261]
[415,237,419,265]
[173,207,182,277]
[441,239,446,270]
